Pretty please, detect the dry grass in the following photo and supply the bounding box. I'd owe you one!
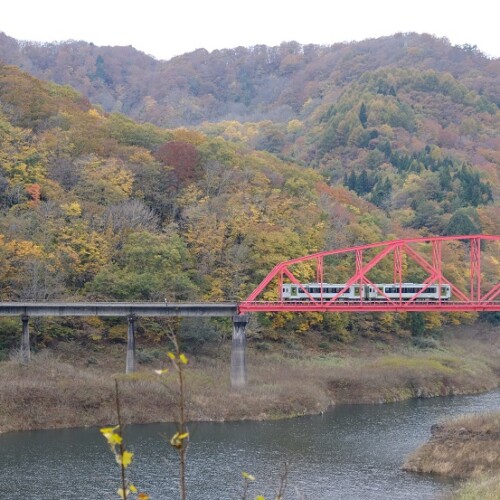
[451,474,500,500]
[0,324,498,433]
[403,411,500,479]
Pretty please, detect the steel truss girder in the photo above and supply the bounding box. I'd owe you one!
[240,234,500,313]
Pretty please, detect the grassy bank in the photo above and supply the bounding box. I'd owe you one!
[403,412,500,499]
[452,475,500,500]
[403,412,500,478]
[0,324,498,433]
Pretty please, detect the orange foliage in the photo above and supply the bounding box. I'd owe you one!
[25,183,41,206]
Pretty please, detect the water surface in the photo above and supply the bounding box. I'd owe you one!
[0,389,498,499]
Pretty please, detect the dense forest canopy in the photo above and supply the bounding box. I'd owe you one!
[0,32,499,348]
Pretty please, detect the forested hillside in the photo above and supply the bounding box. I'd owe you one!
[1,32,499,128]
[0,32,499,351]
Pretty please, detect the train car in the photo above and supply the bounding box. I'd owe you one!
[282,283,361,301]
[368,283,451,301]
[282,282,451,301]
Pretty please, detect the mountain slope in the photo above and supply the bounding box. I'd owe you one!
[1,32,498,128]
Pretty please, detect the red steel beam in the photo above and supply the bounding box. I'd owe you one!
[242,235,500,313]
[239,301,500,313]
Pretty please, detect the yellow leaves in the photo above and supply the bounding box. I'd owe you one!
[100,426,123,447]
[78,157,134,203]
[176,185,206,207]
[87,108,103,120]
[60,201,82,217]
[100,426,132,467]
[117,483,149,500]
[0,127,48,185]
[104,433,123,447]
[101,423,148,498]
[100,425,120,435]
[117,485,145,499]
[167,351,189,365]
[116,451,134,469]
[242,471,255,481]
[57,223,111,276]
[4,239,43,259]
[170,431,189,449]
[286,119,303,134]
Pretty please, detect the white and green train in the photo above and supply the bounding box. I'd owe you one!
[282,283,451,301]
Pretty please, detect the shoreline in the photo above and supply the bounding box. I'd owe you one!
[403,410,500,498]
[0,324,498,434]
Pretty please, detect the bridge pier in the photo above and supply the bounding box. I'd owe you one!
[21,315,30,363]
[231,314,249,389]
[126,315,136,374]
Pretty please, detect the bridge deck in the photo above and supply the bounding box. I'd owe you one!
[0,302,239,317]
[238,301,500,313]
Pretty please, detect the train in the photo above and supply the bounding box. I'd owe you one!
[282,283,451,301]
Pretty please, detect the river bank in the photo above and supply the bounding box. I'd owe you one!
[403,411,500,499]
[0,323,498,433]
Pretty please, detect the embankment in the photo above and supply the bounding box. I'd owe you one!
[403,411,500,499]
[0,324,498,433]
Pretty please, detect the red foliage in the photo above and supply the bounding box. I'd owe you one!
[154,141,200,188]
[26,183,41,206]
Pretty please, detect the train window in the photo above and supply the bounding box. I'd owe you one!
[428,287,436,293]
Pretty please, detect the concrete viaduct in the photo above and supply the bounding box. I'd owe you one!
[0,302,249,388]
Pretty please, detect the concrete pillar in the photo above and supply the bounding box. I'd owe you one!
[126,315,136,374]
[231,314,249,389]
[21,315,30,363]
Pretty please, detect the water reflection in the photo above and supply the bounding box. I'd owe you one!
[0,390,498,499]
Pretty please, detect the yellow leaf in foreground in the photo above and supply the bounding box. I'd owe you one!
[100,426,122,446]
[154,368,169,375]
[170,431,189,448]
[179,353,189,364]
[138,494,150,500]
[100,425,119,435]
[116,450,134,468]
[167,352,176,360]
[242,471,255,481]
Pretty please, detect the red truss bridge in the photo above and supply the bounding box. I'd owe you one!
[239,235,500,313]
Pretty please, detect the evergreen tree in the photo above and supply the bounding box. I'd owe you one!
[359,102,368,129]
[347,171,357,191]
[409,312,425,337]
[444,211,480,236]
[356,169,371,195]
[439,165,452,191]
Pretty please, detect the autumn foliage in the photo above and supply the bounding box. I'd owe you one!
[0,32,499,349]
